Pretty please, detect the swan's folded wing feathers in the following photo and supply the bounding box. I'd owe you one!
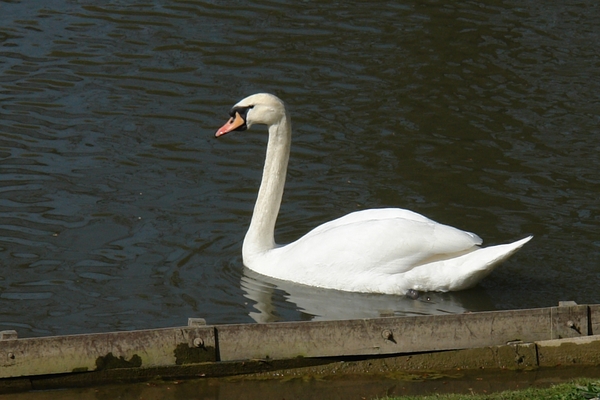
[288,211,482,275]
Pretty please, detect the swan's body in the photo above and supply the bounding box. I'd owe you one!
[215,93,532,295]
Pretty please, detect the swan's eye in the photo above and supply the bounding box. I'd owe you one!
[229,105,254,119]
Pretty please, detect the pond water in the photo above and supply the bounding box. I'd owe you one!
[4,366,600,400]
[1,0,599,338]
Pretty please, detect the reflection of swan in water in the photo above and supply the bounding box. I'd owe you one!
[241,267,495,323]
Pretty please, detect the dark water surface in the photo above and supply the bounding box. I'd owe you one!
[4,366,600,400]
[1,0,599,338]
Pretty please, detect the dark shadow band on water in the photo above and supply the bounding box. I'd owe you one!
[4,365,600,399]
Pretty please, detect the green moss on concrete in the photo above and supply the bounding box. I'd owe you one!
[173,343,215,365]
[95,353,142,370]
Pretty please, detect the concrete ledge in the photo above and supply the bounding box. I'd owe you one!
[2,302,600,393]
[537,335,600,367]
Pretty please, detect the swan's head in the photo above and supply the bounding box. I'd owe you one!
[215,93,286,137]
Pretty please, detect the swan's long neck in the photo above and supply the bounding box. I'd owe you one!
[242,113,291,261]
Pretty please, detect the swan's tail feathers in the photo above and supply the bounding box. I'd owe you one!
[401,235,533,293]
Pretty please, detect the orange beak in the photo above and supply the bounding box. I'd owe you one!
[215,112,246,137]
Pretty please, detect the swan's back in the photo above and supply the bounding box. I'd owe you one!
[301,207,482,260]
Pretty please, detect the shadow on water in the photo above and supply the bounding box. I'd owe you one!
[4,367,600,399]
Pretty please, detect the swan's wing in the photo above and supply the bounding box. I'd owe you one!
[307,208,449,234]
[285,208,482,275]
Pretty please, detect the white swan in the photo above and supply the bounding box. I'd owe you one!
[215,93,532,295]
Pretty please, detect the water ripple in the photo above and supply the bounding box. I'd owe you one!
[0,0,598,336]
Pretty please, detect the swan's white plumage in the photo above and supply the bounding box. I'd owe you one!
[216,93,532,295]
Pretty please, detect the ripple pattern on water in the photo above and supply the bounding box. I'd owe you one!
[0,0,599,336]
